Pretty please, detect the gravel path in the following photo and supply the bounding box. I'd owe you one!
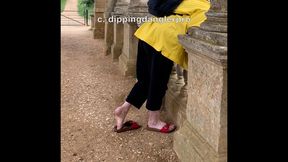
[61,26,179,162]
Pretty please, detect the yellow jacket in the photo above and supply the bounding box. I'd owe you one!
[134,0,210,70]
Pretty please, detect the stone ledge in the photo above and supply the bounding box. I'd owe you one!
[200,23,227,33]
[187,28,227,46]
[178,34,227,67]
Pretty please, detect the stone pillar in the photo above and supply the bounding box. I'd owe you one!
[104,21,114,55]
[118,22,138,76]
[109,0,129,57]
[104,0,117,55]
[111,23,124,61]
[93,0,106,39]
[118,0,148,76]
[174,0,227,161]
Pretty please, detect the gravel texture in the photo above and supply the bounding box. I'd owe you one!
[61,26,179,162]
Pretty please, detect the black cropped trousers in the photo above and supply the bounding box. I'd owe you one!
[126,40,174,111]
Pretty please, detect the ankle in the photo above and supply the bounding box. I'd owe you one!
[121,105,130,113]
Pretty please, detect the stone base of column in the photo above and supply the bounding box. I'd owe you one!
[111,23,124,61]
[93,12,105,39]
[118,53,136,77]
[174,120,227,162]
[112,44,123,61]
[164,87,187,126]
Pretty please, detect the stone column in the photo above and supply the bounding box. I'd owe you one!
[118,0,148,76]
[93,0,106,39]
[109,0,129,57]
[174,0,227,161]
[118,22,138,76]
[104,0,116,55]
[111,23,124,61]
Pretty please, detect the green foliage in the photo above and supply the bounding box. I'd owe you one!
[80,0,94,7]
[78,0,94,17]
[61,0,67,12]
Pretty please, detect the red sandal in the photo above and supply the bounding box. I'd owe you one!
[146,123,176,133]
[113,120,141,133]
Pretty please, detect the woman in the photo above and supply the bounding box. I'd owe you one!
[114,0,210,133]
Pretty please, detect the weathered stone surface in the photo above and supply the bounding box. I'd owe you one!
[178,34,227,66]
[93,12,105,39]
[174,119,227,162]
[104,0,117,55]
[111,23,124,61]
[128,0,148,14]
[118,23,138,76]
[174,0,227,161]
[209,0,227,12]
[93,0,106,39]
[110,0,149,76]
[113,0,130,16]
[187,28,227,46]
[165,88,187,126]
[186,52,226,153]
[174,120,211,162]
[104,22,114,55]
[104,0,117,18]
[200,12,227,33]
[118,53,136,76]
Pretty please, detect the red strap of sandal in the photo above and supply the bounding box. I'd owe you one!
[131,121,140,129]
[160,123,170,133]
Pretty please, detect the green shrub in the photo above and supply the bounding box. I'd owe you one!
[61,0,67,12]
[78,0,94,17]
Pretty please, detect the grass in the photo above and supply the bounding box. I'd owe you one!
[61,0,67,12]
[78,0,94,17]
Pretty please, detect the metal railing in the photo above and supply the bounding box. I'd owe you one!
[61,10,91,26]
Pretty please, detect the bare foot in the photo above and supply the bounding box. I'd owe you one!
[148,120,176,132]
[114,106,130,130]
[147,110,176,132]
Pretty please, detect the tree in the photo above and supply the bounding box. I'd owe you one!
[80,0,94,8]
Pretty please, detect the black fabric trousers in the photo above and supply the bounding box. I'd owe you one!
[126,40,174,111]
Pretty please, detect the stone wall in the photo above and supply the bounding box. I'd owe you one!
[173,0,228,161]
